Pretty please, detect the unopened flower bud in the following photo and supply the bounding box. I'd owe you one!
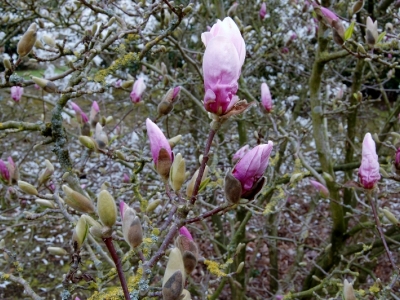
[382,208,399,225]
[62,185,95,213]
[94,123,108,149]
[79,136,96,150]
[157,101,174,117]
[170,153,186,192]
[181,290,191,300]
[42,35,56,47]
[121,205,143,248]
[351,0,364,15]
[17,23,38,58]
[121,80,134,89]
[236,261,244,273]
[35,39,44,49]
[38,159,54,186]
[235,242,245,255]
[162,270,184,300]
[168,135,182,148]
[310,180,329,198]
[3,58,12,70]
[162,248,185,298]
[146,199,162,213]
[72,216,88,250]
[343,279,356,300]
[31,76,58,93]
[18,180,38,196]
[47,247,67,256]
[186,166,209,198]
[35,199,56,208]
[224,172,242,204]
[97,190,117,227]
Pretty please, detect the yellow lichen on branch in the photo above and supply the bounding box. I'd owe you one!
[204,259,227,277]
[94,51,139,83]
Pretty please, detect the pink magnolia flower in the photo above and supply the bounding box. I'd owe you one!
[232,144,250,163]
[261,83,272,112]
[260,3,267,20]
[179,226,193,241]
[130,78,146,103]
[310,179,329,198]
[201,17,245,115]
[11,86,23,102]
[0,159,10,182]
[146,118,172,179]
[70,102,88,124]
[358,133,380,189]
[232,142,273,195]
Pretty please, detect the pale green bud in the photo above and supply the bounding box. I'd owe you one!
[3,58,12,70]
[170,153,186,192]
[236,262,245,273]
[72,216,88,249]
[62,185,95,213]
[47,247,67,256]
[121,80,134,89]
[42,35,56,47]
[31,76,58,93]
[168,135,182,148]
[18,180,38,196]
[97,190,117,227]
[181,290,191,300]
[146,199,162,213]
[38,159,54,186]
[82,214,102,228]
[79,136,96,150]
[186,166,209,198]
[382,208,399,225]
[35,199,56,208]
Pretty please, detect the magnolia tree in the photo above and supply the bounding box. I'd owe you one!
[1,0,400,299]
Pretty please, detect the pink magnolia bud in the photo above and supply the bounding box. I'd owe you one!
[179,226,193,241]
[281,47,289,54]
[119,201,129,220]
[232,144,250,164]
[319,7,339,26]
[0,159,10,182]
[123,173,130,183]
[201,17,245,115]
[34,84,40,90]
[90,101,100,127]
[394,148,400,170]
[172,86,181,101]
[114,79,122,88]
[261,83,272,112]
[70,102,88,124]
[130,78,146,103]
[310,179,329,198]
[260,3,267,20]
[358,133,380,189]
[11,86,23,102]
[146,118,173,179]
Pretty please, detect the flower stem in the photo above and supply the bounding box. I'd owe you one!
[103,237,130,300]
[190,127,217,205]
[367,191,398,272]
